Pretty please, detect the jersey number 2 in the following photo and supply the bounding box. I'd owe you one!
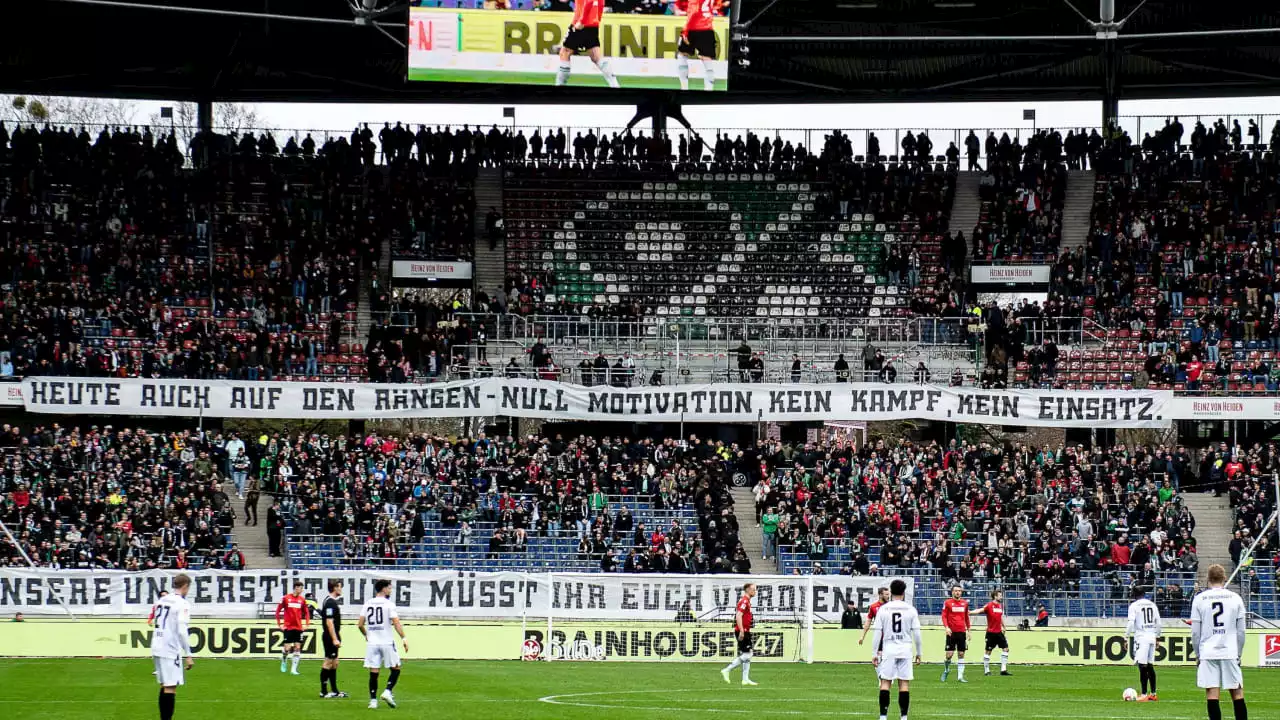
[1211,601,1224,628]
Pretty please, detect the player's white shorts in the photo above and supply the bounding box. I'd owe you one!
[1197,659,1243,690]
[153,655,185,687]
[364,643,401,669]
[877,656,914,682]
[1133,640,1157,665]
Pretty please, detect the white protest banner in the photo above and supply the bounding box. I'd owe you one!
[19,377,1174,428]
[0,569,899,621]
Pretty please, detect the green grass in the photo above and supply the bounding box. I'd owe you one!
[1,660,1276,720]
[406,67,729,90]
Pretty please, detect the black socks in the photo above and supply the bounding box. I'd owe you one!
[899,691,911,718]
[158,690,175,720]
[1233,697,1247,720]
[387,668,401,691]
[369,672,379,699]
[1208,699,1222,720]
[321,667,340,694]
[879,689,891,716]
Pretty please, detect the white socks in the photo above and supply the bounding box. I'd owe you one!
[291,652,300,672]
[677,57,715,90]
[723,651,751,680]
[983,654,990,673]
[596,59,620,88]
[1001,651,1009,671]
[555,61,571,86]
[957,660,965,679]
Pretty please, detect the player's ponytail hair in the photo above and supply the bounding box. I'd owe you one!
[1206,563,1227,585]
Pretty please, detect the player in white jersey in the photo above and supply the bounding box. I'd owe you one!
[1191,564,1248,720]
[358,579,409,710]
[149,574,194,720]
[871,579,922,720]
[1125,585,1163,701]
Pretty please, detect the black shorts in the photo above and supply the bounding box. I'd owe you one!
[945,632,968,652]
[737,631,754,654]
[323,637,340,660]
[563,26,601,54]
[282,629,303,645]
[678,29,719,60]
[985,631,1009,652]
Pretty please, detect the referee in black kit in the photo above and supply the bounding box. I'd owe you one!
[320,580,348,698]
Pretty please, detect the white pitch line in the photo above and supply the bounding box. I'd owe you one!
[536,686,1275,718]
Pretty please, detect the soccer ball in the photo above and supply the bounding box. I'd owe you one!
[1122,688,1139,702]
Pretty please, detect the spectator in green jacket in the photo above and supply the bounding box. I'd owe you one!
[761,507,780,560]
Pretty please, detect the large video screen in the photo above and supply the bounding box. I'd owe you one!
[407,2,730,91]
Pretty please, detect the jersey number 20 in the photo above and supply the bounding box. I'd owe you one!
[366,606,385,625]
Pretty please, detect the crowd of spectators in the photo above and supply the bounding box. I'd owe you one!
[273,430,747,574]
[0,424,239,570]
[754,438,1201,591]
[1004,118,1280,393]
[972,134,1066,262]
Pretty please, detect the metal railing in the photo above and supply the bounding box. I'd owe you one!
[454,313,983,346]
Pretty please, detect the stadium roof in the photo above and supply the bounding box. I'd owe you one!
[5,0,1280,106]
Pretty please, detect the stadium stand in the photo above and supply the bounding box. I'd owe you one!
[275,430,742,573]
[761,439,1200,618]
[0,425,237,570]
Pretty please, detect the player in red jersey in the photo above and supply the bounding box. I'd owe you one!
[860,586,892,646]
[675,0,725,91]
[275,581,310,675]
[720,583,758,685]
[555,0,620,88]
[971,589,1011,676]
[940,586,971,682]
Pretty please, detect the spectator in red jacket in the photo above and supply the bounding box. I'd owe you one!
[1111,537,1132,567]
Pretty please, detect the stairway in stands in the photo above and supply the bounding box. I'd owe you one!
[1061,169,1096,255]
[731,487,777,574]
[356,236,391,345]
[949,170,983,249]
[1181,492,1236,585]
[472,167,506,300]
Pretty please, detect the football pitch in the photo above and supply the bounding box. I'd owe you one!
[0,660,1274,720]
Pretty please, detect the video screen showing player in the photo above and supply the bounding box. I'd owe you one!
[676,0,726,91]
[407,0,730,89]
